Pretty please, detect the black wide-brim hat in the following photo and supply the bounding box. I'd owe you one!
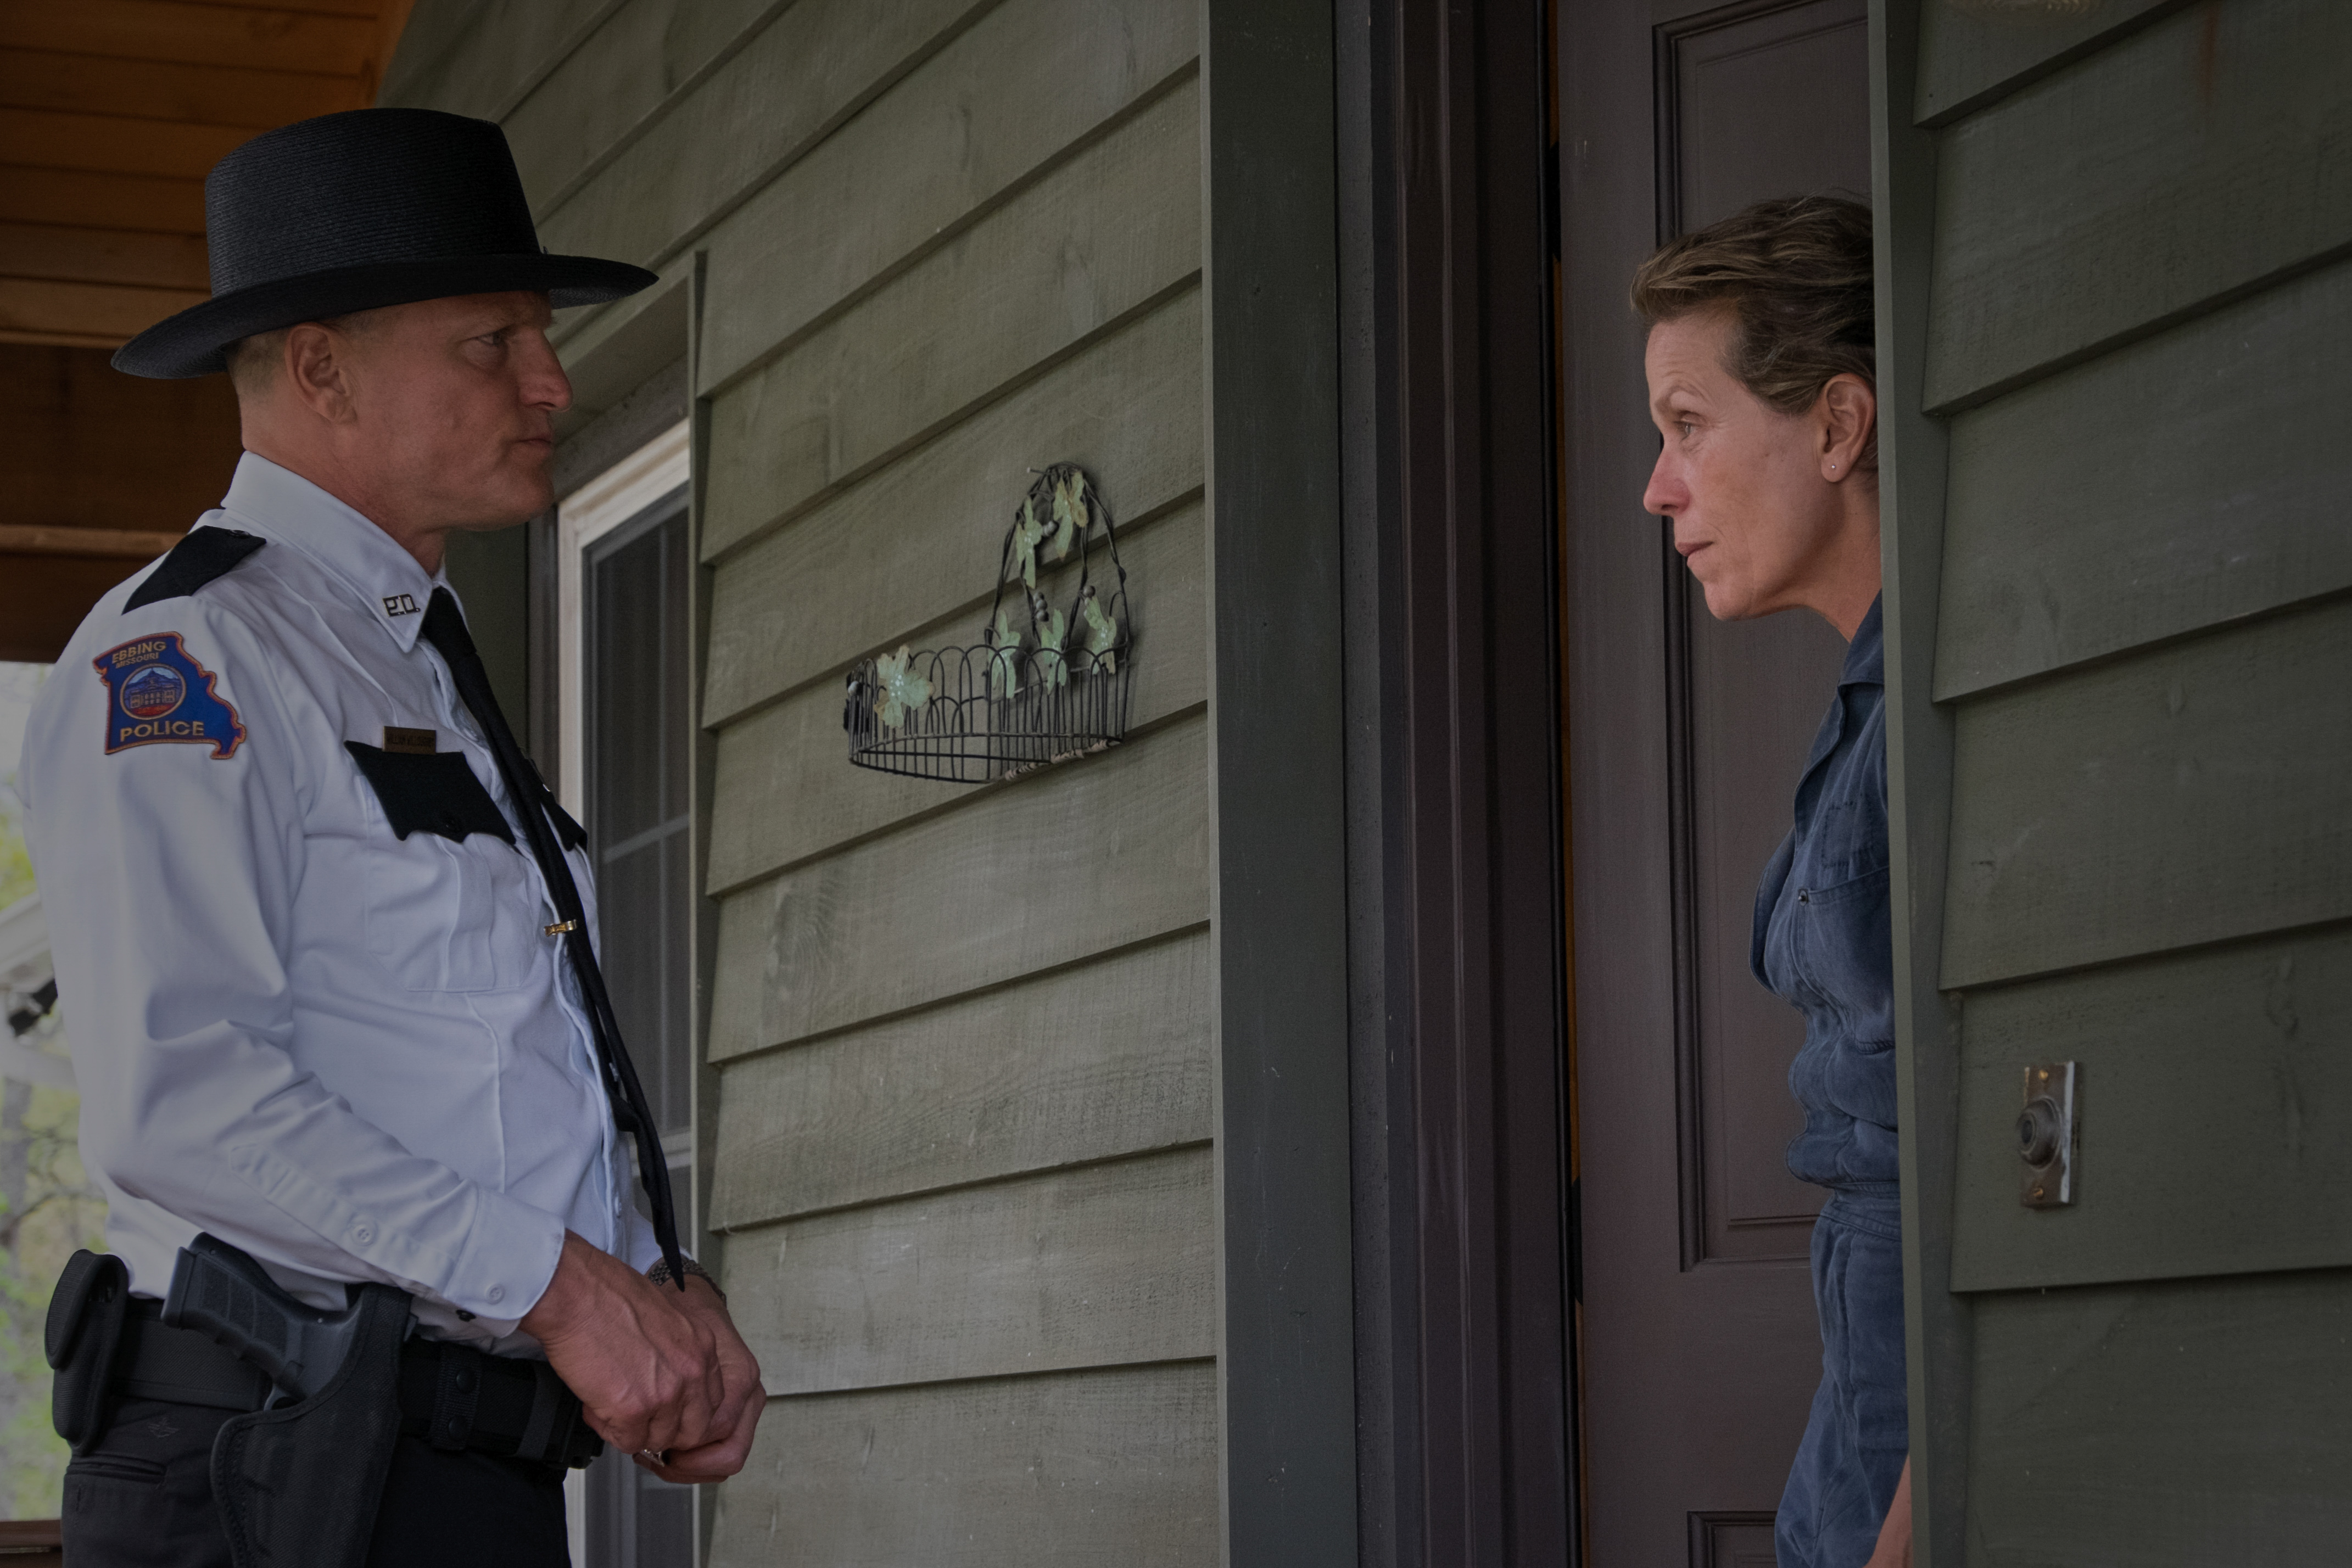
[115,108,655,379]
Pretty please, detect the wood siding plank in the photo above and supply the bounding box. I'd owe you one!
[728,1146,1214,1394]
[1922,0,2352,412]
[695,0,1196,380]
[0,2,378,76]
[1913,0,2180,126]
[1964,1268,2352,1565]
[1933,258,2352,699]
[0,276,204,341]
[1951,924,2352,1292]
[696,75,1202,545]
[709,931,1209,1229]
[0,167,204,235]
[705,501,1203,891]
[530,0,995,275]
[1940,597,2352,990]
[702,287,1202,718]
[712,1363,1217,1567]
[0,107,256,182]
[0,49,361,129]
[499,0,779,217]
[707,713,1208,1059]
[0,224,210,292]
[380,0,619,122]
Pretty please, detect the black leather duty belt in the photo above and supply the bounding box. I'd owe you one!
[113,1300,603,1468]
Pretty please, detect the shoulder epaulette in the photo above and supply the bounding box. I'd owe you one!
[124,527,267,613]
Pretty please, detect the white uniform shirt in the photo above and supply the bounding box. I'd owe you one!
[20,453,658,1349]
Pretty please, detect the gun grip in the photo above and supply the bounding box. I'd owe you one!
[163,1234,320,1394]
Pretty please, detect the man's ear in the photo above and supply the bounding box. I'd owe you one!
[1818,372,1877,480]
[283,322,360,425]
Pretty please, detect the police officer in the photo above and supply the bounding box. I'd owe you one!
[19,109,762,1565]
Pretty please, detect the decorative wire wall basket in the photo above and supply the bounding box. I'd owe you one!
[846,463,1132,783]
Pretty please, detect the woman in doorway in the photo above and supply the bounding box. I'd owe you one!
[1633,195,1909,1568]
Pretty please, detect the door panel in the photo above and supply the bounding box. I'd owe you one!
[1561,0,1870,1560]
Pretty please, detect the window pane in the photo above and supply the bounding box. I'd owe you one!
[586,505,692,1137]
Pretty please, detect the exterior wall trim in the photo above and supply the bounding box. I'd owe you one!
[1202,1,1361,1560]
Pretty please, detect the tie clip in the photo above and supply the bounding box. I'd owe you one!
[544,920,579,936]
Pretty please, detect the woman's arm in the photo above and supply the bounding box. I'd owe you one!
[1865,1458,1913,1568]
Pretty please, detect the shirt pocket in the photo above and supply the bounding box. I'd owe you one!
[347,746,541,993]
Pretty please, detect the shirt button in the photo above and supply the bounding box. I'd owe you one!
[1796,888,1811,905]
[352,1224,375,1245]
[486,1285,505,1304]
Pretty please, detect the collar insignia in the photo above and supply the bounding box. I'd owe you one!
[384,593,420,617]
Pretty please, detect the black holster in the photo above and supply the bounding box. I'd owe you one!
[207,1279,412,1568]
[46,1248,130,1453]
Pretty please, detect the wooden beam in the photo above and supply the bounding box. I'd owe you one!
[0,107,254,181]
[0,167,206,234]
[0,553,142,663]
[0,525,183,557]
[0,49,366,129]
[0,3,382,77]
[0,223,210,292]
[0,276,205,343]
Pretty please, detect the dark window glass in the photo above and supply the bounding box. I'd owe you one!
[586,500,692,1137]
[581,494,695,1568]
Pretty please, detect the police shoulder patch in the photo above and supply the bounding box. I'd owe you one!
[123,528,265,613]
[93,633,247,759]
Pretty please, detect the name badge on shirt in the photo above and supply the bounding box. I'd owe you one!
[93,633,246,759]
[382,726,437,755]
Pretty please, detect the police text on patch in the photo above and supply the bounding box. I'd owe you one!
[94,633,247,759]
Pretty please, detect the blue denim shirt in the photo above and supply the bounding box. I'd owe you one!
[1751,596,1897,1190]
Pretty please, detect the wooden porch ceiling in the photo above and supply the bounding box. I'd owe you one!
[0,0,415,349]
[0,1,413,664]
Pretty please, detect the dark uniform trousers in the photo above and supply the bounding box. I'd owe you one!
[63,1396,571,1567]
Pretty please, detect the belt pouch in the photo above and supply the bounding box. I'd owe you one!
[46,1249,130,1452]
[208,1281,411,1568]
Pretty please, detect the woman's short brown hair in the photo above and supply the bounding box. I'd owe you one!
[1630,194,1875,424]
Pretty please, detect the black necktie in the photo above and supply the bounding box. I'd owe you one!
[419,589,685,1290]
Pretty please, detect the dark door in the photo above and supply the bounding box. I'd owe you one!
[1558,1,1870,1562]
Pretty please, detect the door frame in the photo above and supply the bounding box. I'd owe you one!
[1334,1,1577,1563]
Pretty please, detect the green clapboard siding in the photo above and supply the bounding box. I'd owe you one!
[695,0,1197,378]
[1964,1268,2352,1566]
[708,931,1210,1229]
[705,503,1204,891]
[532,0,993,272]
[1940,596,2352,990]
[499,0,780,215]
[698,76,1202,544]
[1951,923,2352,1292]
[1933,255,2352,699]
[1912,0,2180,126]
[706,717,1209,1058]
[391,0,1211,1559]
[716,1363,1219,1566]
[701,287,1204,720]
[1922,0,2352,412]
[729,1145,1215,1395]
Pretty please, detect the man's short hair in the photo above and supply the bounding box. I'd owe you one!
[225,310,382,400]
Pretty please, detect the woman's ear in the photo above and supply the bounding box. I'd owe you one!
[1818,373,1877,482]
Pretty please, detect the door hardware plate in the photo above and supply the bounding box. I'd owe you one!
[2019,1060,2077,1209]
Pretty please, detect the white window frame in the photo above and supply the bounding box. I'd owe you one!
[550,419,692,1566]
[552,419,692,815]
